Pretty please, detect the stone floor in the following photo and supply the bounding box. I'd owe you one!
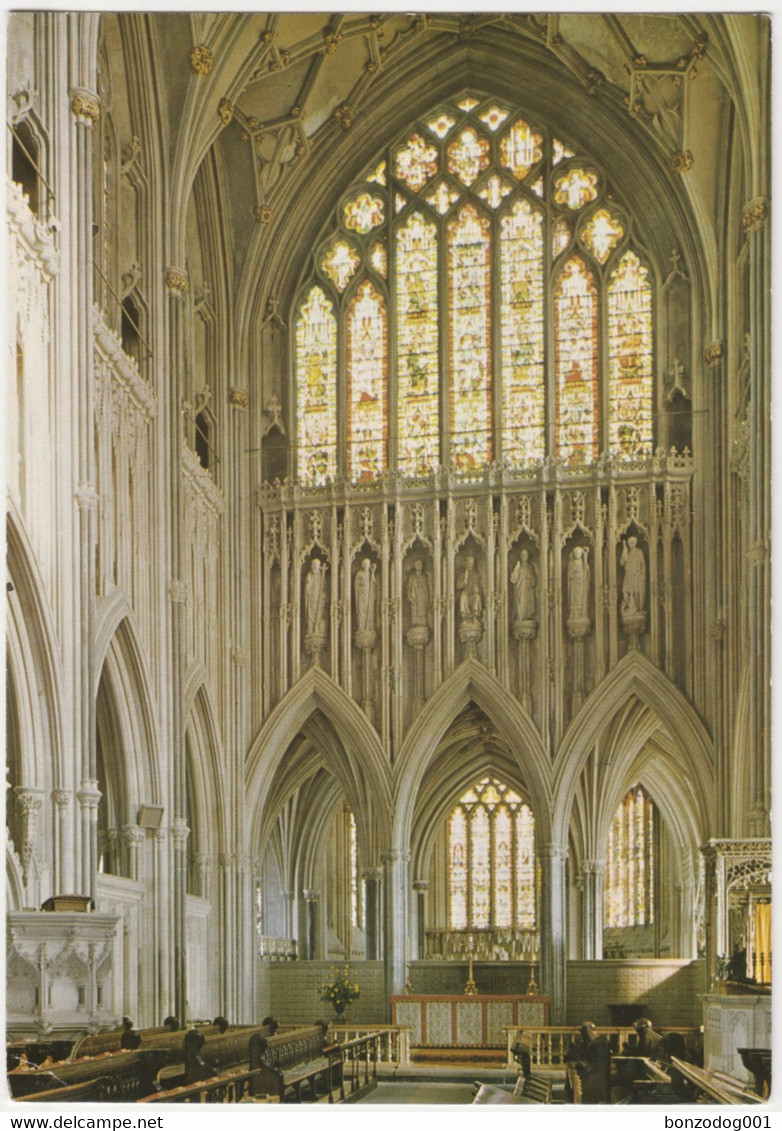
[355,1081,477,1104]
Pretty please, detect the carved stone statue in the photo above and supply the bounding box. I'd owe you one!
[620,535,646,615]
[407,559,431,632]
[354,557,378,648]
[567,546,591,637]
[510,549,537,635]
[456,555,484,622]
[304,558,328,661]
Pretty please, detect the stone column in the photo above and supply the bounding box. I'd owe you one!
[412,879,429,960]
[122,824,145,883]
[52,790,71,894]
[76,781,101,898]
[382,849,410,1013]
[539,845,567,1024]
[165,265,189,1024]
[579,860,604,960]
[304,890,320,960]
[15,787,44,894]
[362,869,382,960]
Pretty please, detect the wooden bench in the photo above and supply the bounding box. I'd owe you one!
[248,1023,342,1103]
[671,1057,764,1104]
[474,1076,552,1105]
[183,1024,276,1086]
[70,1017,180,1058]
[7,1050,163,1102]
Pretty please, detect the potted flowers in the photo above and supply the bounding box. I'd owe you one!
[319,964,360,1020]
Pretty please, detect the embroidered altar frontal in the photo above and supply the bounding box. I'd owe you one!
[391,994,548,1048]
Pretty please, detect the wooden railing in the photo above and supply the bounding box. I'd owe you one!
[140,1066,274,1104]
[334,1033,381,1102]
[329,1024,412,1068]
[504,1026,702,1070]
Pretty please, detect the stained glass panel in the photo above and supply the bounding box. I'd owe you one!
[395,133,439,191]
[501,200,545,466]
[344,192,385,234]
[555,257,599,463]
[458,96,480,112]
[608,252,653,457]
[582,207,624,264]
[515,805,536,929]
[347,281,387,481]
[448,204,492,469]
[449,808,468,930]
[554,165,599,209]
[397,212,439,476]
[500,119,543,180]
[553,218,571,257]
[322,239,359,291]
[296,286,337,484]
[369,241,387,277]
[478,173,513,209]
[470,806,491,928]
[479,105,509,132]
[426,179,460,215]
[367,159,386,185]
[553,138,575,166]
[447,127,490,187]
[395,193,407,215]
[427,111,456,139]
[493,806,513,928]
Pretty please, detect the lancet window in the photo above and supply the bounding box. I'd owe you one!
[294,95,655,486]
[447,777,536,931]
[604,784,656,928]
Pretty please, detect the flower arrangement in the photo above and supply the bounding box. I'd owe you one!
[319,965,360,1015]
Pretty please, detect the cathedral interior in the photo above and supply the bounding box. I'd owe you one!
[5,9,771,1104]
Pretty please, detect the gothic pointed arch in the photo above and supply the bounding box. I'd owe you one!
[394,657,551,846]
[6,507,64,793]
[552,649,713,845]
[246,666,393,850]
[184,671,228,861]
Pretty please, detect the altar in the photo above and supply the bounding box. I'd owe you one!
[391,993,549,1049]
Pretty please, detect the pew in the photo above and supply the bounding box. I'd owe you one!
[13,1079,110,1103]
[613,1055,678,1104]
[248,1023,342,1103]
[183,1024,278,1085]
[70,1017,180,1059]
[7,1050,162,1102]
[473,1083,526,1104]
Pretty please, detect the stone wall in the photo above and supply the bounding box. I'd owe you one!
[260,961,386,1025]
[566,959,706,1026]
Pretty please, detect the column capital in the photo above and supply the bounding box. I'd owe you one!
[381,849,410,866]
[362,867,383,883]
[580,859,605,875]
[52,790,70,809]
[705,341,725,367]
[122,824,145,848]
[71,89,100,125]
[303,889,320,902]
[74,484,100,511]
[76,780,102,810]
[15,788,44,816]
[170,819,190,846]
[412,879,430,893]
[168,578,189,603]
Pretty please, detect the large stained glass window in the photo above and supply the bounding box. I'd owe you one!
[447,777,536,931]
[605,784,656,928]
[293,95,658,486]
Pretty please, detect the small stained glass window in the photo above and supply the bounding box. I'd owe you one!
[500,119,543,180]
[426,179,460,215]
[395,193,407,214]
[322,239,359,292]
[447,127,490,187]
[447,778,536,931]
[554,165,599,210]
[395,133,439,191]
[582,207,624,264]
[457,96,480,112]
[296,286,337,485]
[479,105,509,132]
[605,785,655,928]
[427,111,457,139]
[344,192,385,234]
[478,174,513,209]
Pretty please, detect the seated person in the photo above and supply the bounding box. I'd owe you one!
[564,1021,611,1104]
[631,1017,664,1059]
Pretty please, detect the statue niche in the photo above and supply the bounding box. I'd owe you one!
[302,554,329,665]
[619,531,647,643]
[455,547,484,655]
